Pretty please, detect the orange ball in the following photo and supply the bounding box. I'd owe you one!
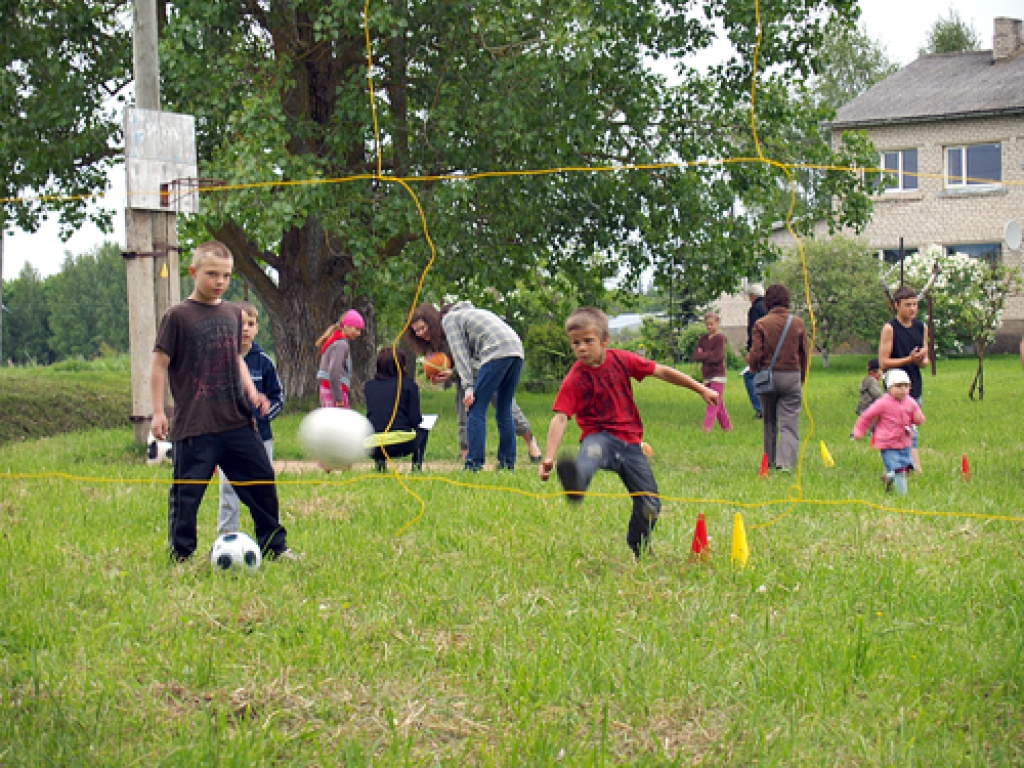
[423,352,451,380]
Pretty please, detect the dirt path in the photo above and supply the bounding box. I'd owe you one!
[274,459,497,474]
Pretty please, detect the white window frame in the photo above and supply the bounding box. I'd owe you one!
[945,143,1002,188]
[880,149,918,193]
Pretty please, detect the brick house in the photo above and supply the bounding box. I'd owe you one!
[720,17,1024,353]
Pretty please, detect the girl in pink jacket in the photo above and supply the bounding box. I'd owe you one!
[852,369,924,495]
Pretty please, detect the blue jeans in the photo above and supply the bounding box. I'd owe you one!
[576,432,661,555]
[465,356,523,470]
[881,447,914,474]
[743,369,762,415]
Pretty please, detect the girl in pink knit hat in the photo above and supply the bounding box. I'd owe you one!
[315,309,364,408]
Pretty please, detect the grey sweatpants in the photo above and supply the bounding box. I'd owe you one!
[759,371,802,470]
[219,438,274,534]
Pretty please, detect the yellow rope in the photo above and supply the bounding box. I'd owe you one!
[5,0,1013,539]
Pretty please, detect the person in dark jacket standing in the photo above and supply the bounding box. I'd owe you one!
[746,284,808,472]
[218,301,285,534]
[743,284,767,418]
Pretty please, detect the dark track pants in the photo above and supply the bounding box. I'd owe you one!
[169,425,288,560]
[576,432,661,556]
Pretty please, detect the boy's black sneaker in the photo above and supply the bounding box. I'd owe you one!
[556,458,585,504]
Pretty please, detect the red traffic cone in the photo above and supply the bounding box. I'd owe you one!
[691,512,710,558]
[961,454,972,480]
[759,453,770,479]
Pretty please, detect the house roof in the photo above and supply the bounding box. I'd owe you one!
[831,49,1024,129]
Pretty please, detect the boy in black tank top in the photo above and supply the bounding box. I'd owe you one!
[878,286,929,471]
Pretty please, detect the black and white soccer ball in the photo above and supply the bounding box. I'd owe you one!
[209,532,262,572]
[146,432,174,466]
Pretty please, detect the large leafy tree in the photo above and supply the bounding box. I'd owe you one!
[920,9,981,56]
[754,20,896,234]
[810,23,899,111]
[157,0,874,397]
[47,242,130,359]
[1,263,52,365]
[0,1,131,236]
[771,236,890,367]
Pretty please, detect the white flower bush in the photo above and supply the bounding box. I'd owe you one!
[898,244,1018,357]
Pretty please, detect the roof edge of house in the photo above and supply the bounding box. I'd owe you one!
[828,106,1024,132]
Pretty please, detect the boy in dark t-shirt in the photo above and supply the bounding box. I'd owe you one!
[539,307,718,558]
[151,241,293,563]
[879,285,928,472]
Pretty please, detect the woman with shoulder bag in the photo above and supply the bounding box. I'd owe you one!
[746,284,808,472]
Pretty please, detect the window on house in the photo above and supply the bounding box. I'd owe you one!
[881,149,918,192]
[946,243,1001,262]
[880,248,919,264]
[945,143,1001,186]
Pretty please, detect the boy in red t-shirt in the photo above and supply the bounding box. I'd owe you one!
[539,307,718,557]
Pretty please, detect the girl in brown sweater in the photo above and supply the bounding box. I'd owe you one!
[693,311,733,433]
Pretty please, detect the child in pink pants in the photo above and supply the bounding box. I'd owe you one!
[693,311,733,433]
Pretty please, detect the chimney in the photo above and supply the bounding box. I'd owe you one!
[993,17,1023,62]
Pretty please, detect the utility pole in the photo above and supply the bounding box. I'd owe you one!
[126,0,179,443]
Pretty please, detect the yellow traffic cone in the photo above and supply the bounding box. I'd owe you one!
[820,440,835,468]
[731,512,749,568]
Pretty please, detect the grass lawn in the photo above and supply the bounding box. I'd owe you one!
[2,354,1024,765]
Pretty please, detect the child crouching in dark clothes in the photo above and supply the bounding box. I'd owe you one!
[539,307,719,558]
[857,358,884,416]
[364,347,429,471]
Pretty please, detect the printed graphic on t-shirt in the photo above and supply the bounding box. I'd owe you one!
[186,316,244,403]
[554,349,654,443]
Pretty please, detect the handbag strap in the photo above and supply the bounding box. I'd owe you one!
[766,314,794,372]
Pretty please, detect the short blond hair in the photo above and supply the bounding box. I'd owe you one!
[565,307,609,338]
[193,241,233,269]
[704,310,720,321]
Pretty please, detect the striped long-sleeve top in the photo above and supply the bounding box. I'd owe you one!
[441,301,524,393]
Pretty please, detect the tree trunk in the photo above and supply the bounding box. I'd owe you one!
[214,216,378,404]
[969,346,986,401]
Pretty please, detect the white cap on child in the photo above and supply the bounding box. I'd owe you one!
[885,369,911,387]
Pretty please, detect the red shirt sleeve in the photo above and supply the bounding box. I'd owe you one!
[619,350,656,381]
[552,364,580,417]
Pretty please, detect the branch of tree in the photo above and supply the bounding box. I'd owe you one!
[210,220,284,314]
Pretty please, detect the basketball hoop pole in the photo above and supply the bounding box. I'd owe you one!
[126,0,180,444]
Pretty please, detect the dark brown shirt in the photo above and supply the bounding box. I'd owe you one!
[154,299,252,442]
[693,333,727,380]
[746,307,809,382]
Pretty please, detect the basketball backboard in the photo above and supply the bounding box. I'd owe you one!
[125,108,199,213]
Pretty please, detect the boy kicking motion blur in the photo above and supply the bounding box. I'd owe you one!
[539,307,719,558]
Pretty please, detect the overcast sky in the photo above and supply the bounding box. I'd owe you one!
[3,0,1022,279]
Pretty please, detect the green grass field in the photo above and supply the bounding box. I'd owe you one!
[2,355,1024,766]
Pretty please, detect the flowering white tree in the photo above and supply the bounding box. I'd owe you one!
[901,245,1021,399]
